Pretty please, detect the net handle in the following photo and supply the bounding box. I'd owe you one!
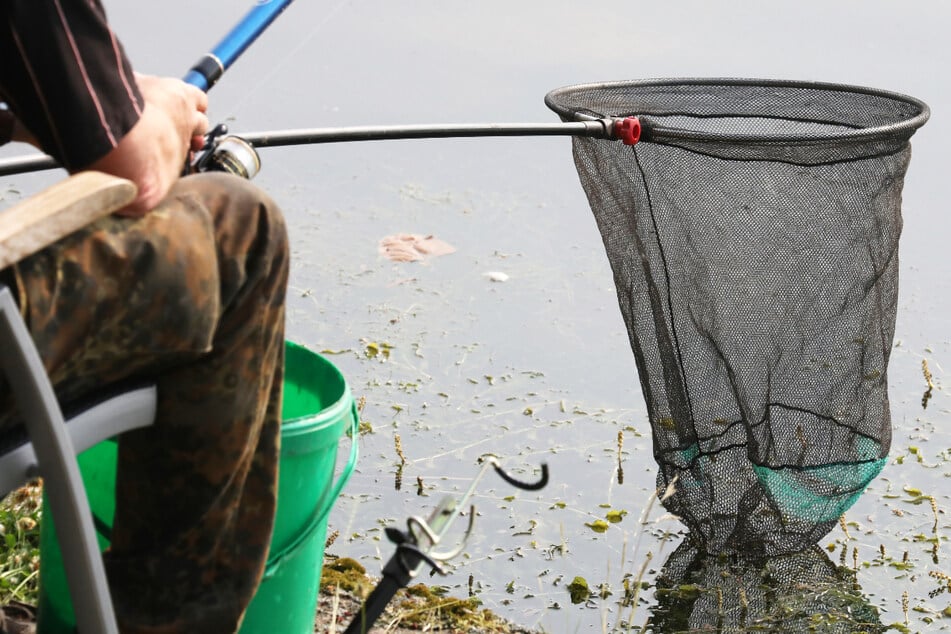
[0,118,643,177]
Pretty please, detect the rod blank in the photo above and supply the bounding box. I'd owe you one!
[184,0,297,91]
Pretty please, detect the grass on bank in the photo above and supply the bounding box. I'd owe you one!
[0,481,43,606]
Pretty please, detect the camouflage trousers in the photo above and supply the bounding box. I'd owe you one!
[0,172,289,633]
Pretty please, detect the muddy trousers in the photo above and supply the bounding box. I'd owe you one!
[0,172,289,633]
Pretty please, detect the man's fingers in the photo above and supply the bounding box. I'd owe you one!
[191,86,209,113]
[183,82,209,142]
[194,111,209,138]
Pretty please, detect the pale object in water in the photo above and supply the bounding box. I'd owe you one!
[378,233,456,262]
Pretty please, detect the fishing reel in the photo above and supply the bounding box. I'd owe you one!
[189,123,261,180]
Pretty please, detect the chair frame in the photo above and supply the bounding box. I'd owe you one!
[1,172,158,634]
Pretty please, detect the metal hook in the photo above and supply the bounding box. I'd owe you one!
[478,454,549,490]
[393,505,476,575]
[425,506,476,562]
[395,542,449,577]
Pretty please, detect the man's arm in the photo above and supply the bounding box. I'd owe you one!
[89,74,208,217]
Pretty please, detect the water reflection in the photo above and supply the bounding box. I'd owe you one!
[646,542,883,633]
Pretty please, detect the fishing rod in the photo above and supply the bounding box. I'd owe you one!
[0,117,642,177]
[183,0,296,91]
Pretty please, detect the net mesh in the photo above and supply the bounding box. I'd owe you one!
[650,542,883,632]
[546,79,929,556]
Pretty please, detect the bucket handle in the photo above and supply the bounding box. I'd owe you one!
[262,400,360,579]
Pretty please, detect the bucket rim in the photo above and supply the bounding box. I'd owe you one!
[281,383,353,436]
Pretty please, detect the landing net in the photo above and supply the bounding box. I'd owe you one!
[546,78,929,556]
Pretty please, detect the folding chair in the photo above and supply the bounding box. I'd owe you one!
[0,172,158,634]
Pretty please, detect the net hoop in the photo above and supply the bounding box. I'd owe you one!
[545,77,930,146]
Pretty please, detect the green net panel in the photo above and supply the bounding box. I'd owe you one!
[546,78,929,556]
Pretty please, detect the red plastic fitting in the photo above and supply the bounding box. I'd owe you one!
[615,116,642,145]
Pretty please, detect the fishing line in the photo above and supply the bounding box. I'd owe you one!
[224,0,354,118]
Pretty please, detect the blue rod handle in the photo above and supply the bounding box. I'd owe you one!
[183,0,296,91]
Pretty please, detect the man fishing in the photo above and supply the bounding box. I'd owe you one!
[0,1,289,632]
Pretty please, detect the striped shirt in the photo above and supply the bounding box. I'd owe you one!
[0,0,143,171]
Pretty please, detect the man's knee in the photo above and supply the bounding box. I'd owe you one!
[167,173,289,303]
[169,172,286,242]
[169,172,289,267]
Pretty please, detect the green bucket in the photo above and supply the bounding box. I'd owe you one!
[36,341,358,634]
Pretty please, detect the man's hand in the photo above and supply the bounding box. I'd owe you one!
[88,74,208,217]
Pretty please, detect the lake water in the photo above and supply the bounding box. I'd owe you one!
[2,1,948,631]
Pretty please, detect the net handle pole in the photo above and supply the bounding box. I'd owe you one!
[241,118,617,147]
[0,155,55,177]
[0,118,630,177]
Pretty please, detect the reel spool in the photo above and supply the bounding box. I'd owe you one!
[191,124,261,180]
